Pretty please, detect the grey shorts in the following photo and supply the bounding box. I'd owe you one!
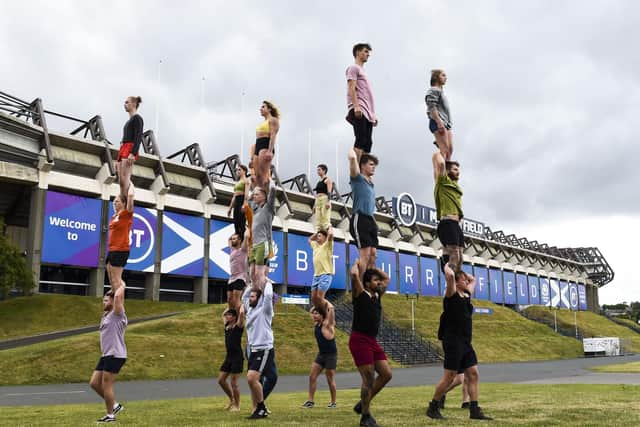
[314,352,337,370]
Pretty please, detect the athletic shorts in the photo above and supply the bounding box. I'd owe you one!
[106,251,129,268]
[255,137,273,154]
[118,142,139,161]
[314,352,338,370]
[347,109,373,153]
[429,119,452,133]
[227,279,246,292]
[311,274,333,292]
[349,330,387,367]
[249,241,269,266]
[437,219,464,247]
[248,348,276,373]
[442,339,478,372]
[220,355,244,374]
[350,213,378,249]
[95,356,126,374]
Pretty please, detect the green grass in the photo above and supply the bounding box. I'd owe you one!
[613,317,640,330]
[0,294,201,340]
[524,306,640,352]
[2,384,640,426]
[0,304,371,386]
[590,361,640,373]
[381,294,583,362]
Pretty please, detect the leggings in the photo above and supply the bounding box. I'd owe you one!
[233,195,246,238]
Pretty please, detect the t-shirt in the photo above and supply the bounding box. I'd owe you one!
[346,64,376,123]
[251,182,277,245]
[352,291,382,337]
[434,175,463,219]
[228,246,248,283]
[311,239,334,276]
[350,174,375,216]
[121,114,144,155]
[100,309,128,358]
[108,209,133,252]
[225,324,244,359]
[440,292,473,342]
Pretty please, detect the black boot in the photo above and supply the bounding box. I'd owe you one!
[469,401,493,420]
[439,394,446,409]
[426,399,446,419]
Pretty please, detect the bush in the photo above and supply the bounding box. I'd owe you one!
[0,217,34,298]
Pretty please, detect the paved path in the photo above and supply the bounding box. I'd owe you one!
[1,354,639,407]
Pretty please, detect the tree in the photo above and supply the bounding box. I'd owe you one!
[0,217,34,298]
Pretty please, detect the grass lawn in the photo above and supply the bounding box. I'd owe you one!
[2,384,640,426]
[613,317,640,330]
[524,306,640,352]
[0,304,374,386]
[0,294,201,340]
[590,361,640,373]
[381,294,583,362]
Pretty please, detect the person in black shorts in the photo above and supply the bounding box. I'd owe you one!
[302,302,338,409]
[427,263,492,420]
[218,307,245,412]
[117,96,143,198]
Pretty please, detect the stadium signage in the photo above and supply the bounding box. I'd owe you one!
[391,194,485,237]
[473,307,493,315]
[281,294,309,305]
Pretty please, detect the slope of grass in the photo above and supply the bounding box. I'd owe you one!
[0,294,201,340]
[2,384,640,426]
[612,317,640,331]
[0,304,364,386]
[524,306,640,352]
[590,361,640,373]
[380,294,583,362]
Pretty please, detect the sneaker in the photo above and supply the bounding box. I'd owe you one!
[112,403,124,415]
[265,405,272,415]
[247,407,268,419]
[360,413,380,427]
[301,400,315,408]
[353,401,362,414]
[439,394,446,409]
[470,406,493,420]
[97,415,116,423]
[426,401,446,420]
[327,402,337,409]
[461,402,470,409]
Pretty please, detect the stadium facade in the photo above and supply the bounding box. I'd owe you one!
[0,91,613,311]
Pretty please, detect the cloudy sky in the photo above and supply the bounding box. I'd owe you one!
[2,1,638,304]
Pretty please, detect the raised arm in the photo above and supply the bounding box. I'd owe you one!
[237,304,246,328]
[348,148,359,178]
[327,226,334,242]
[350,261,365,297]
[326,177,334,195]
[444,262,457,297]
[308,232,318,245]
[113,285,125,315]
[268,117,279,152]
[263,281,274,316]
[241,284,252,308]
[267,180,277,211]
[323,301,336,340]
[126,183,135,212]
[372,267,390,296]
[432,150,446,182]
[463,272,476,296]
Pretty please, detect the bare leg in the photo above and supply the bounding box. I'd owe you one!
[311,289,326,309]
[217,371,233,404]
[356,364,375,415]
[89,371,104,399]
[462,373,470,403]
[118,159,133,197]
[370,359,392,401]
[432,369,458,401]
[232,289,244,311]
[446,129,454,160]
[326,369,337,404]
[111,265,124,292]
[433,129,451,161]
[354,147,363,163]
[227,290,234,309]
[247,370,264,408]
[101,372,117,415]
[230,374,241,409]
[464,365,480,401]
[445,373,464,393]
[308,362,322,402]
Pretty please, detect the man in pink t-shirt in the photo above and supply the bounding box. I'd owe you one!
[346,42,378,161]
[227,233,249,310]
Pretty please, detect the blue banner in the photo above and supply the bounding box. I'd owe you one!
[516,273,529,305]
[208,219,236,280]
[578,284,587,311]
[489,268,503,303]
[377,249,397,293]
[549,279,560,308]
[399,253,419,294]
[287,233,313,286]
[528,275,540,305]
[332,241,347,290]
[473,266,489,301]
[420,257,440,296]
[161,211,204,276]
[474,307,493,315]
[539,278,551,306]
[462,263,473,275]
[107,205,157,272]
[268,230,285,284]
[559,280,569,309]
[503,271,516,304]
[568,282,579,310]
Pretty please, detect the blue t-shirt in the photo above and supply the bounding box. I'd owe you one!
[350,174,375,216]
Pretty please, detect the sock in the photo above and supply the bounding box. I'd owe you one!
[257,401,265,410]
[106,413,114,418]
[113,402,119,409]
[470,400,479,410]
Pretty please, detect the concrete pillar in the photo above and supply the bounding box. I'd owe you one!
[88,200,109,297]
[194,217,210,304]
[145,210,162,301]
[26,187,45,293]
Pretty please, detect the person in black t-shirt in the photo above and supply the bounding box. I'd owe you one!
[349,261,391,427]
[218,306,245,412]
[427,263,492,421]
[117,96,144,198]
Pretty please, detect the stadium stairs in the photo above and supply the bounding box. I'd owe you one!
[605,315,640,334]
[322,294,443,365]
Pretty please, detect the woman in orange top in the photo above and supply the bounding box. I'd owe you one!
[106,184,135,292]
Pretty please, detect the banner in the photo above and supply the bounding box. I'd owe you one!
[559,280,569,309]
[208,219,236,280]
[332,241,347,290]
[549,279,561,308]
[349,245,397,293]
[503,271,516,304]
[42,191,101,267]
[539,278,551,306]
[578,284,587,311]
[107,205,156,272]
[568,282,579,310]
[528,275,540,305]
[160,211,204,276]
[516,273,529,305]
[399,253,418,294]
[420,257,440,296]
[473,266,489,300]
[489,268,503,303]
[462,263,473,276]
[287,233,346,288]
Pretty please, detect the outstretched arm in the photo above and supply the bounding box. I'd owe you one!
[126,183,135,212]
[432,150,446,182]
[113,285,125,315]
[263,281,274,316]
[444,262,457,297]
[348,148,359,178]
[350,261,364,297]
[373,267,390,296]
[237,304,246,328]
[463,272,476,296]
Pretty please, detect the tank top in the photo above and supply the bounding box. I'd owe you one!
[352,291,382,337]
[256,120,269,133]
[100,309,128,358]
[225,323,244,358]
[315,177,328,195]
[233,180,245,193]
[108,209,133,252]
[314,323,337,354]
[441,292,473,342]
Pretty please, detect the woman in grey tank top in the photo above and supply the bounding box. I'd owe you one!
[425,69,454,161]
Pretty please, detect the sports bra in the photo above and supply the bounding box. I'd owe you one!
[256,120,270,133]
[233,180,245,193]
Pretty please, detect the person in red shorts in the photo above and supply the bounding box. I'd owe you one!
[105,183,135,293]
[349,261,392,427]
[117,96,143,198]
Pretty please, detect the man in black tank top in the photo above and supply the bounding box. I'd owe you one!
[427,263,492,421]
[349,261,392,427]
[302,302,338,409]
[218,307,245,412]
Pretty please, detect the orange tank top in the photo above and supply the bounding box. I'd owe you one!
[108,209,133,252]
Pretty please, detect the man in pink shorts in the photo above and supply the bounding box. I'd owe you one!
[348,261,392,427]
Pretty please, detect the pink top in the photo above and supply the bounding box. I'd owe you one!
[228,246,248,283]
[346,64,376,123]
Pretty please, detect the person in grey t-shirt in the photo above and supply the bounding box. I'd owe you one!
[248,181,276,290]
[425,69,453,160]
[90,286,127,423]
